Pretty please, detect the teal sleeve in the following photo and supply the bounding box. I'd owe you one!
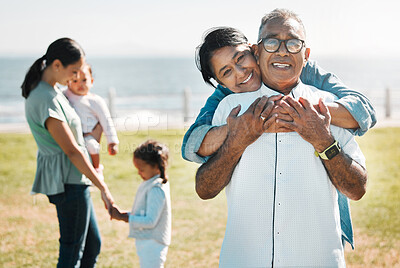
[39,94,66,128]
[300,60,377,136]
[181,85,233,162]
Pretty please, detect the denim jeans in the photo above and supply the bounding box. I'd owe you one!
[48,184,101,268]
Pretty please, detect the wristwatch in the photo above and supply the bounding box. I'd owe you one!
[314,140,341,160]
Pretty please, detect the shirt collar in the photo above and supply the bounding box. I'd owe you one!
[217,84,234,95]
[142,174,161,185]
[260,81,305,99]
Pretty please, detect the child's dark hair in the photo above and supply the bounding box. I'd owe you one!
[21,38,85,98]
[134,140,169,184]
[195,27,248,88]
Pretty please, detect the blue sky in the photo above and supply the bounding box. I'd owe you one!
[1,0,398,58]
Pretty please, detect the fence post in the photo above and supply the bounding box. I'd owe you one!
[183,87,191,123]
[385,87,391,118]
[108,87,116,118]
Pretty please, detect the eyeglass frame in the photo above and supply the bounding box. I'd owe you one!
[257,38,306,54]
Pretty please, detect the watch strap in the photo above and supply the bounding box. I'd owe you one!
[314,140,341,160]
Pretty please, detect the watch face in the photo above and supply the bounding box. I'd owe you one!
[326,145,340,159]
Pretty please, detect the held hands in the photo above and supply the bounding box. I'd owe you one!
[275,96,335,151]
[226,95,282,151]
[109,204,124,220]
[224,95,334,150]
[109,204,130,222]
[264,100,294,133]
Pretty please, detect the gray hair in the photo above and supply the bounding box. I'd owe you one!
[258,8,306,41]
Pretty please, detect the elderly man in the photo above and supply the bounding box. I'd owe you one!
[199,9,367,267]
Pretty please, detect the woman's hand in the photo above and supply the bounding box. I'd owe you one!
[109,204,124,220]
[100,186,115,212]
[109,204,130,222]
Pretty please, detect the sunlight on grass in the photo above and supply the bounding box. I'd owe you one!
[0,128,399,267]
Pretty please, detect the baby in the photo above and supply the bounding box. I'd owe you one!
[65,64,119,177]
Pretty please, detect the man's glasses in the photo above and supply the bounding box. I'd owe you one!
[258,38,305,54]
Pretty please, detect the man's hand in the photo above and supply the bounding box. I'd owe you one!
[226,95,283,151]
[275,96,335,151]
[276,95,367,200]
[195,95,280,200]
[264,100,294,133]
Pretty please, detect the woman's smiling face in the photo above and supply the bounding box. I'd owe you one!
[210,44,262,93]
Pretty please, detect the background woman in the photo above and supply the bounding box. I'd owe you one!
[22,37,114,267]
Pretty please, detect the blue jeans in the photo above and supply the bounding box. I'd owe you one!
[48,184,101,268]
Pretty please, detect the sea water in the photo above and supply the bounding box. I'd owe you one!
[0,57,399,131]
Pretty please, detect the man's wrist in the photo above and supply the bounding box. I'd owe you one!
[313,132,335,153]
[315,140,341,160]
[314,139,335,153]
[223,133,249,156]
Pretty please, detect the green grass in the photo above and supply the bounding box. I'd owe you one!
[0,128,399,267]
[344,128,400,266]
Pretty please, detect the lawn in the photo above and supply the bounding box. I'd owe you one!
[0,127,399,267]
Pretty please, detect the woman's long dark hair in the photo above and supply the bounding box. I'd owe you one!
[21,38,85,98]
[134,140,169,184]
[195,27,248,88]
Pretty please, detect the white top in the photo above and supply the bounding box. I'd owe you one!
[64,89,119,145]
[212,82,366,268]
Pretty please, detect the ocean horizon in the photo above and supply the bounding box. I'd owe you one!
[1,56,399,132]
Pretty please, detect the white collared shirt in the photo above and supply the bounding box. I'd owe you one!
[212,82,365,267]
